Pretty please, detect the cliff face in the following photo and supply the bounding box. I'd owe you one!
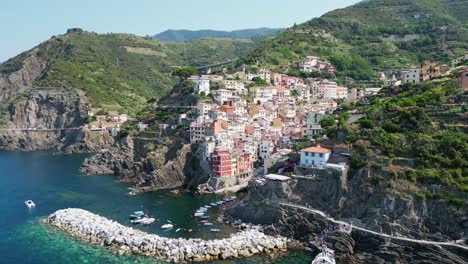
[227,204,468,264]
[225,172,468,263]
[0,53,47,104]
[0,87,101,151]
[81,137,209,192]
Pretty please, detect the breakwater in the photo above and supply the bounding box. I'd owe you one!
[46,208,289,262]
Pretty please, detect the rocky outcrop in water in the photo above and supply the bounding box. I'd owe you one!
[46,208,289,262]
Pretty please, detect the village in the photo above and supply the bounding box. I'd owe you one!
[84,53,468,189]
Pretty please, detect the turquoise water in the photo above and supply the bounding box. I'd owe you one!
[0,151,312,263]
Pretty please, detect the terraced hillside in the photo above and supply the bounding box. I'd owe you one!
[241,0,468,79]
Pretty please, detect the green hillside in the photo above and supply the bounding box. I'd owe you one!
[0,29,258,115]
[241,0,468,80]
[344,78,468,205]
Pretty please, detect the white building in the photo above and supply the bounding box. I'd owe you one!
[192,75,211,94]
[202,137,216,161]
[401,68,421,84]
[190,116,211,144]
[336,86,348,99]
[250,87,275,104]
[213,89,233,105]
[294,84,311,102]
[197,102,213,116]
[224,80,246,94]
[259,136,275,161]
[300,145,331,168]
[312,80,338,99]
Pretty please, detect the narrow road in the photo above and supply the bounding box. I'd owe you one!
[278,202,468,251]
[0,127,83,132]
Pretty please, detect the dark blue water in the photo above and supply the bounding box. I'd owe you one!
[0,151,311,263]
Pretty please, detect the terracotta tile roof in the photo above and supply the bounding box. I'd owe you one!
[301,145,331,154]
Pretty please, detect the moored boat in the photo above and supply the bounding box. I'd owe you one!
[203,222,213,226]
[161,224,174,230]
[25,200,36,208]
[194,212,204,217]
[131,217,155,225]
[210,228,221,232]
[311,246,336,264]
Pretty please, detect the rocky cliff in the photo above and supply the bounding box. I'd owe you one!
[0,86,114,151]
[225,172,468,263]
[0,53,47,104]
[81,135,209,192]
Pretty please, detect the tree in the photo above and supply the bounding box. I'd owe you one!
[320,115,336,129]
[251,77,267,86]
[172,66,197,80]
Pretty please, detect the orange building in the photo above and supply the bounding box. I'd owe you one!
[455,67,468,89]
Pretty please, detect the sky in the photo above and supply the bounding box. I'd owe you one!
[0,0,358,62]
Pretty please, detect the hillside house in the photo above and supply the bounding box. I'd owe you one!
[300,145,331,168]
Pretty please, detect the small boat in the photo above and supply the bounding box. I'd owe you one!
[194,213,204,217]
[204,205,212,209]
[200,220,208,223]
[217,201,224,205]
[161,224,173,230]
[131,217,155,225]
[230,196,236,200]
[25,200,35,208]
[200,216,210,219]
[167,220,172,223]
[196,209,206,214]
[311,246,336,264]
[203,222,213,226]
[129,211,145,219]
[187,229,193,233]
[210,228,221,232]
[176,228,181,232]
[210,202,218,207]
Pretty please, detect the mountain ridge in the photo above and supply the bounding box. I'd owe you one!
[152,28,284,42]
[0,29,258,115]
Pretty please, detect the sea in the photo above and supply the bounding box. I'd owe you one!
[0,151,312,263]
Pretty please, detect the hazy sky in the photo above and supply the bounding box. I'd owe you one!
[0,0,358,62]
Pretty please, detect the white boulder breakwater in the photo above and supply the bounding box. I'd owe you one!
[46,208,289,262]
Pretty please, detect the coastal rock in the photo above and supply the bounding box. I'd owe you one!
[225,178,468,264]
[46,208,288,262]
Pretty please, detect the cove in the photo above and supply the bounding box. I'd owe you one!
[0,151,312,263]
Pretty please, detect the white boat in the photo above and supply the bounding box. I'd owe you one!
[161,224,174,230]
[131,217,155,225]
[25,200,35,208]
[311,246,336,264]
[194,212,204,217]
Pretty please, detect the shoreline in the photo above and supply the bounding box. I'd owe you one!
[46,208,289,262]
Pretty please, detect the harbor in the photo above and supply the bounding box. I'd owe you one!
[46,208,289,262]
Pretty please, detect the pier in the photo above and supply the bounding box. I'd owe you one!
[46,208,288,262]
